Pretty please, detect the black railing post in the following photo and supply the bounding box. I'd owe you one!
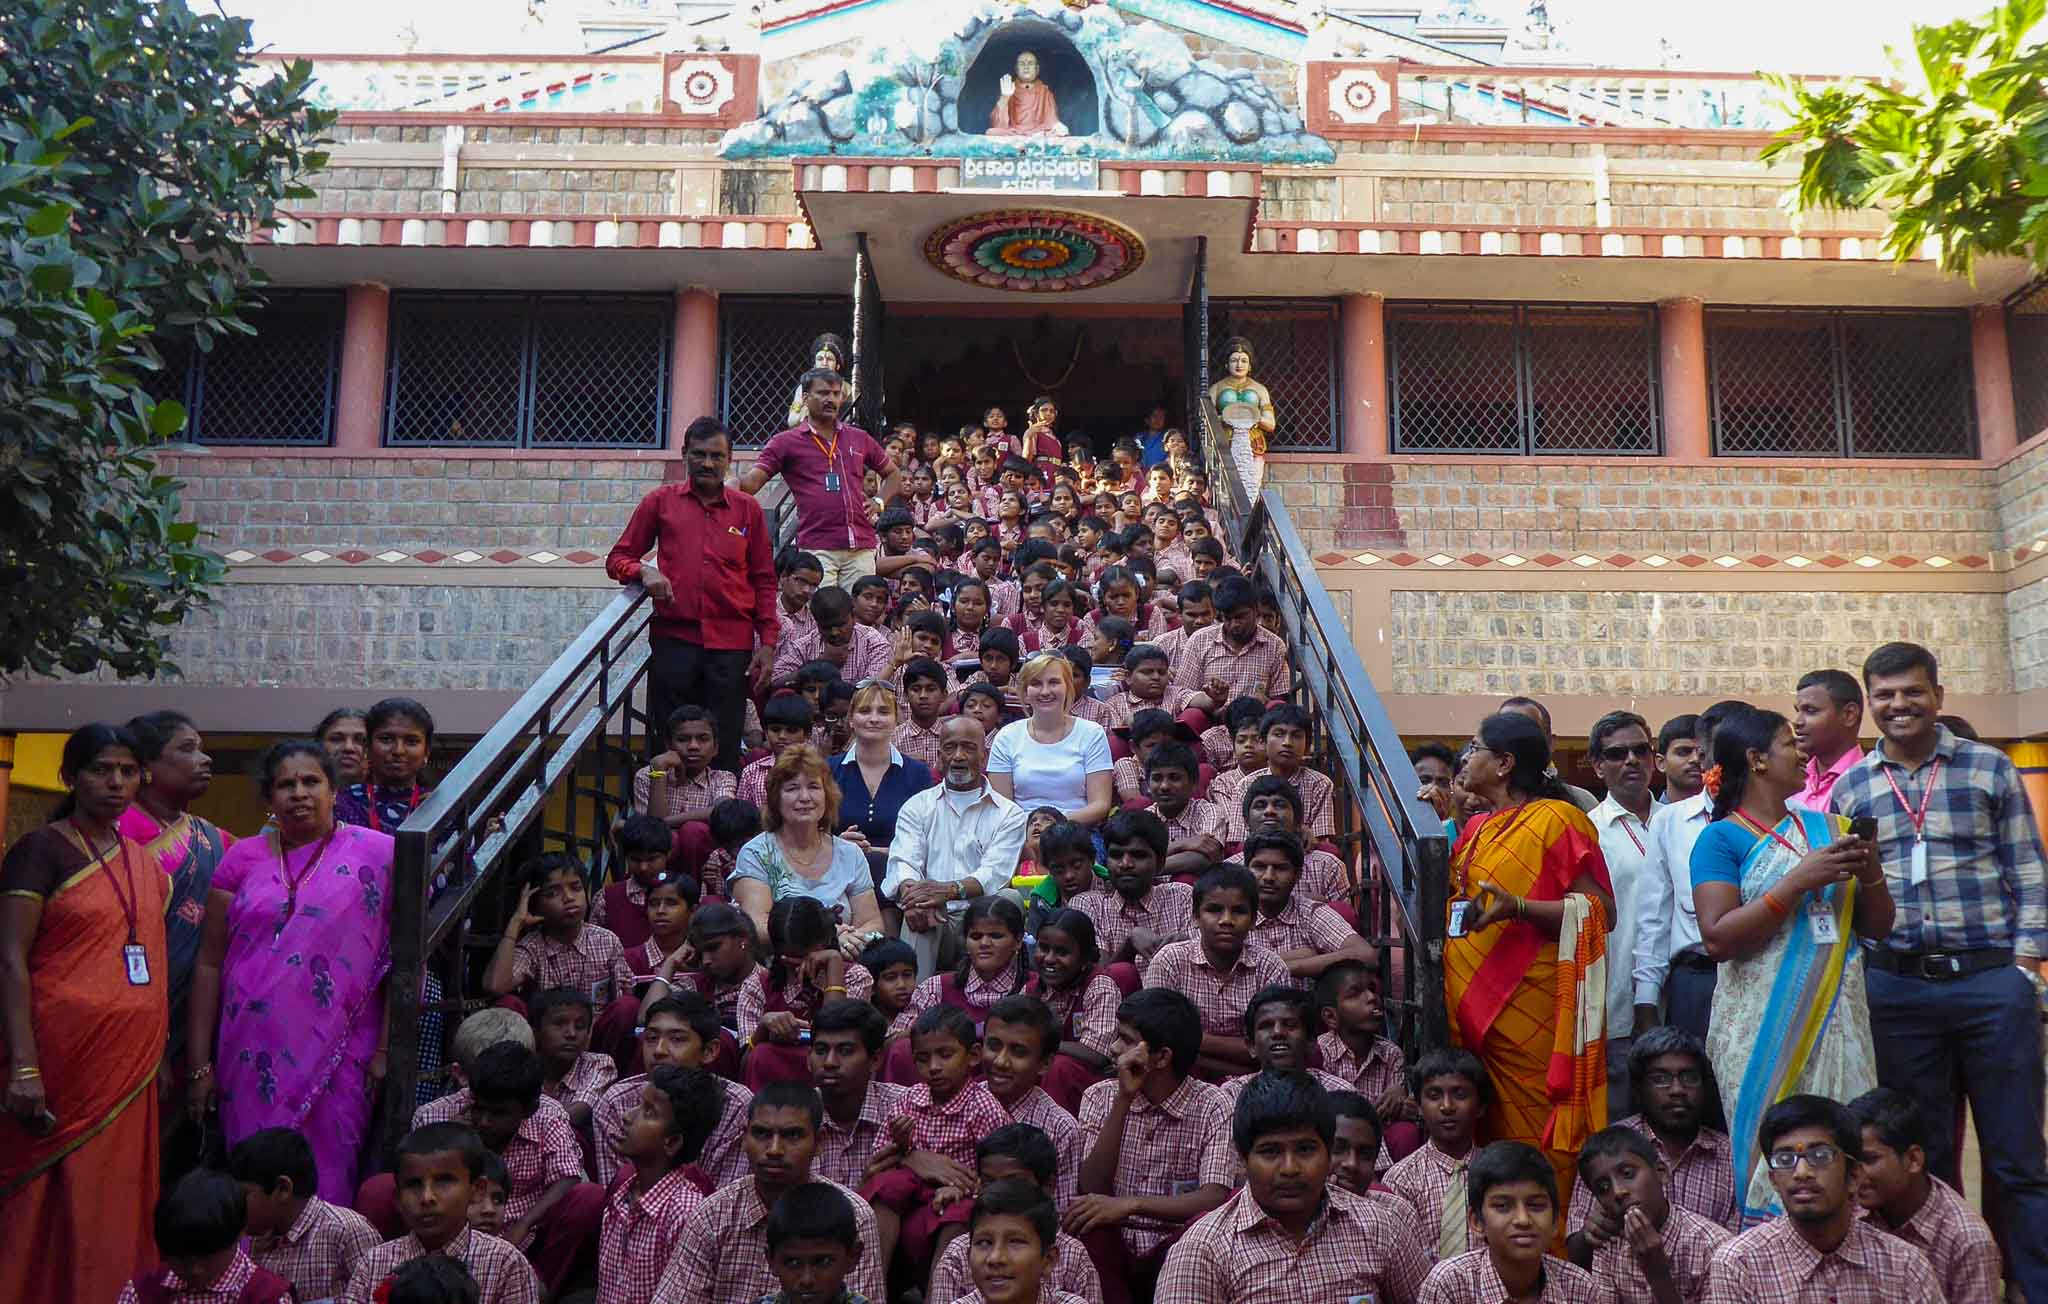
[380,827,428,1157]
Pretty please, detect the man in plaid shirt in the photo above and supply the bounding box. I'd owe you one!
[1829,642,2048,1300]
[1567,1029,1735,1248]
[1156,1072,1431,1304]
[1075,811,1192,974]
[651,1083,884,1304]
[338,1123,542,1304]
[1575,1126,1732,1304]
[1704,1095,1943,1304]
[807,999,908,1187]
[771,586,894,682]
[229,1127,381,1304]
[1849,1088,2001,1304]
[1141,866,1291,1079]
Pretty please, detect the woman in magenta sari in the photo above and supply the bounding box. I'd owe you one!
[187,741,393,1204]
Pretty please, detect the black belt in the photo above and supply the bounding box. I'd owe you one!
[1671,949,1717,971]
[1863,946,2013,981]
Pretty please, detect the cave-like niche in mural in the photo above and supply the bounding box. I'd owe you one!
[719,0,1333,163]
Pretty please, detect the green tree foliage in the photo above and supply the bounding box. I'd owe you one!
[0,0,332,678]
[1762,0,2048,279]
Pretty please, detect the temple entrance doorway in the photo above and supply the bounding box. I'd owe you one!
[883,306,1184,455]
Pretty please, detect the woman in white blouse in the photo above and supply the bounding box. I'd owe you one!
[729,746,884,954]
[986,653,1115,826]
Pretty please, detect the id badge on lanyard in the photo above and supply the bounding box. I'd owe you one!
[124,943,152,985]
[1806,896,1840,945]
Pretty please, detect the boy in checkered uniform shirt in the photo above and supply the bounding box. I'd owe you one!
[338,1123,541,1304]
[228,1127,381,1304]
[1419,1141,1604,1303]
[597,1066,723,1304]
[461,1043,603,1296]
[1566,1028,1736,1251]
[1849,1088,2001,1304]
[952,1179,1095,1304]
[1384,1048,1490,1262]
[593,993,752,1189]
[121,1170,295,1304]
[1574,1126,1731,1304]
[1140,866,1291,1079]
[926,1127,1105,1304]
[530,987,617,1131]
[483,854,637,1063]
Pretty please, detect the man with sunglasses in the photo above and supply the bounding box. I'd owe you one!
[1588,709,1657,1115]
[1704,1094,1942,1303]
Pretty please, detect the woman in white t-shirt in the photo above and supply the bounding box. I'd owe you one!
[986,653,1115,826]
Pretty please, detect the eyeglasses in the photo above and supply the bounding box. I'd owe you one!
[1598,742,1654,762]
[1644,1069,1704,1089]
[853,678,899,696]
[1765,1144,1842,1172]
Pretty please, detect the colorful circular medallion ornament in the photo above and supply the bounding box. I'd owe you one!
[924,209,1146,293]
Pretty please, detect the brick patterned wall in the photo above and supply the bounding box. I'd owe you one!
[1269,462,2002,558]
[2010,576,2048,693]
[1376,175,1596,226]
[164,456,663,554]
[456,165,672,215]
[1998,437,2048,550]
[1606,181,1883,233]
[304,165,444,212]
[1388,589,2014,698]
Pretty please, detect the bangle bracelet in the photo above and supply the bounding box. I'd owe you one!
[188,1063,214,1082]
[824,984,847,994]
[1761,890,1791,920]
[10,1066,40,1080]
[648,769,666,779]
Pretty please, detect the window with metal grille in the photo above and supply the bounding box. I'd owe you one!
[1388,302,1660,455]
[1207,299,1339,451]
[2007,283,2048,442]
[144,292,343,445]
[1708,307,1975,458]
[384,293,669,448]
[718,295,853,448]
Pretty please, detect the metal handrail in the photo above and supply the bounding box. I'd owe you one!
[1200,395,1450,1053]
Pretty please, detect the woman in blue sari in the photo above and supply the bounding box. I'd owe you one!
[1689,706,1892,1223]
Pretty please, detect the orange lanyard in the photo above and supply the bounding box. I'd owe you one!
[1733,810,1805,859]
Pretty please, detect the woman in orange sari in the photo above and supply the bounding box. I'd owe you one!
[1441,711,1615,1208]
[0,722,170,1302]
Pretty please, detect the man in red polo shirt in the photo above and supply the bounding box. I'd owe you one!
[608,416,777,771]
[738,369,899,586]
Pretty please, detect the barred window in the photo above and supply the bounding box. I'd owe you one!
[1708,307,1975,458]
[718,295,853,448]
[1208,299,1339,452]
[145,292,343,445]
[384,293,669,448]
[1388,302,1659,455]
[2008,283,2048,443]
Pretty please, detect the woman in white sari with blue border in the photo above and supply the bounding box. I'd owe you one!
[1689,706,1894,1224]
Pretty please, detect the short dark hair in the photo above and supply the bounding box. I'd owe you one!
[470,1041,545,1111]
[155,1169,249,1257]
[979,627,1023,662]
[1192,863,1259,910]
[397,1122,489,1181]
[777,548,824,579]
[664,704,717,738]
[1313,957,1374,1016]
[811,997,889,1054]
[1213,575,1255,614]
[762,693,818,732]
[1758,1093,1861,1158]
[519,851,585,895]
[1498,695,1552,733]
[970,1177,1058,1249]
[1589,709,1650,754]
[1191,537,1225,562]
[1232,1069,1336,1157]
[1797,668,1864,710]
[647,1065,723,1163]
[1411,1047,1491,1104]
[1039,819,1096,868]
[1225,696,1268,733]
[644,871,701,909]
[1144,740,1199,781]
[615,813,674,859]
[810,586,854,627]
[1656,714,1699,754]
[1101,809,1169,862]
[875,508,915,533]
[528,986,594,1027]
[1847,1087,1928,1155]
[386,1255,481,1304]
[688,901,754,948]
[642,991,724,1047]
[1575,1125,1660,1178]
[1126,643,1170,672]
[902,656,948,690]
[475,1150,509,1193]
[1240,828,1305,871]
[1127,708,1178,748]
[1327,1089,1383,1138]
[1469,1139,1557,1208]
[978,1122,1060,1185]
[985,994,1062,1058]
[1409,741,1458,772]
[749,1082,824,1137]
[682,416,732,448]
[226,1127,318,1197]
[799,366,843,394]
[764,1182,862,1252]
[1862,641,1939,687]
[1626,1025,1707,1097]
[1240,773,1303,824]
[1241,984,1315,1043]
[911,1003,978,1049]
[1117,988,1203,1076]
[707,799,763,851]
[858,936,916,977]
[1259,703,1311,738]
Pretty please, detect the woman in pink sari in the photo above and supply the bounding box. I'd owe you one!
[187,741,393,1203]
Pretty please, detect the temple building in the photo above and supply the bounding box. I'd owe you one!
[7,0,2048,825]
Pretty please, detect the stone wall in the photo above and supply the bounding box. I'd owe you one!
[1387,589,2015,699]
[1998,436,2048,550]
[456,166,673,215]
[1374,175,1595,227]
[1172,29,1300,106]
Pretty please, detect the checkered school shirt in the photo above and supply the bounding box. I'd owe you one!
[545,1050,619,1114]
[1861,1176,2001,1304]
[883,1079,1013,1168]
[1099,686,1198,731]
[498,1102,587,1227]
[1077,1076,1238,1256]
[250,1195,381,1302]
[511,923,635,1006]
[594,1074,751,1188]
[1142,939,1293,1036]
[1171,624,1292,702]
[1155,1184,1433,1304]
[1419,1249,1605,1304]
[651,1177,883,1304]
[1036,969,1123,1058]
[1157,798,1230,852]
[889,967,1028,1036]
[1830,726,2048,959]
[1703,1214,1945,1303]
[1075,882,1193,968]
[412,1086,574,1131]
[1384,1141,1477,1258]
[1315,1031,1407,1102]
[814,1079,909,1187]
[738,755,774,812]
[893,717,944,773]
[597,1167,704,1304]
[1591,1203,1732,1304]
[929,1229,1103,1304]
[1250,897,1356,970]
[337,1228,542,1304]
[1006,1085,1084,1203]
[634,765,737,823]
[1566,1114,1737,1234]
[771,620,893,683]
[1112,757,1151,805]
[120,1250,266,1304]
[1223,768,1336,841]
[738,961,875,1042]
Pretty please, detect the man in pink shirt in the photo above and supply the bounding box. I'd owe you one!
[1790,669,1864,812]
[738,370,901,586]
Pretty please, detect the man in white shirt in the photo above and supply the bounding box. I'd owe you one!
[880,716,1030,975]
[1588,709,1656,1118]
[1632,703,1745,1042]
[1499,695,1599,812]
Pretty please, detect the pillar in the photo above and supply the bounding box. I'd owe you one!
[333,284,391,451]
[1339,291,1387,457]
[1657,296,1710,460]
[1971,303,2019,459]
[671,288,719,451]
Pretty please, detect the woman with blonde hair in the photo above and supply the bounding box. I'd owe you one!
[729,746,885,954]
[826,681,935,934]
[986,653,1115,827]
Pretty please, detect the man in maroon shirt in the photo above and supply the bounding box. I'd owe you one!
[608,417,777,771]
[738,369,900,587]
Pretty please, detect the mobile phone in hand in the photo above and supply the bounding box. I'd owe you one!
[1848,816,1878,843]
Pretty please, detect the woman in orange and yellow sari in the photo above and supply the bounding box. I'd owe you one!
[1442,711,1615,1208]
[0,723,171,1303]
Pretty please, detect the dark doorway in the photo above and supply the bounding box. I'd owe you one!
[958,21,1101,139]
[883,311,1181,455]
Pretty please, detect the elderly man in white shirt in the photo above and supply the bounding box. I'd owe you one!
[881,716,1031,976]
[1587,709,1658,1117]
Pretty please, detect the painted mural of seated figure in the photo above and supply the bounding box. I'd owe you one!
[987,50,1068,137]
